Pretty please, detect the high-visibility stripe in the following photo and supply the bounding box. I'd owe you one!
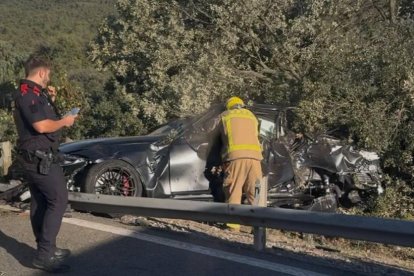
[222,113,257,120]
[230,144,262,151]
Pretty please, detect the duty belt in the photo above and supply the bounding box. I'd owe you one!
[17,149,59,163]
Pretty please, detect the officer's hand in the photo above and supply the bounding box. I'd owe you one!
[47,86,57,102]
[63,114,77,127]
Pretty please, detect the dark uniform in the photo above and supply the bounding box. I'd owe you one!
[13,79,68,259]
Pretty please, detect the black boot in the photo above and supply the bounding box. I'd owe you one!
[54,248,71,260]
[32,255,70,273]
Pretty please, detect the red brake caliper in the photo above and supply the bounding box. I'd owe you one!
[122,175,130,196]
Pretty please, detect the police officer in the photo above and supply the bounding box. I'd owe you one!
[219,97,263,231]
[13,54,77,273]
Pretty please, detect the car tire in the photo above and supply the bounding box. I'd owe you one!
[82,160,143,197]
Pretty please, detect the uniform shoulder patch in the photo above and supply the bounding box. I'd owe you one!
[20,83,29,95]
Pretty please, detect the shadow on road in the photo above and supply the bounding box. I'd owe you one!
[23,216,414,276]
[1,209,412,276]
[0,230,36,269]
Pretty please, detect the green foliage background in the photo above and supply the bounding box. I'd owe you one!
[1,0,414,218]
[0,0,142,141]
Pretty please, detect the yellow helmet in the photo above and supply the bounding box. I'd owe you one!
[226,96,244,110]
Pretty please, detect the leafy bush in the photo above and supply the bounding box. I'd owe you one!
[363,177,414,219]
[89,0,414,217]
[0,109,16,143]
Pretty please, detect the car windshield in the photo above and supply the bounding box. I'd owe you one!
[187,105,224,133]
[147,119,187,136]
[149,105,223,135]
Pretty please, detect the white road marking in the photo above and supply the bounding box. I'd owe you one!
[63,217,327,276]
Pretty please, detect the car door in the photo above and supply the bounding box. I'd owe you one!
[168,136,212,194]
[168,107,223,195]
[257,115,295,190]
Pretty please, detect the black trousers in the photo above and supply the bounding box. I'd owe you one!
[24,161,68,258]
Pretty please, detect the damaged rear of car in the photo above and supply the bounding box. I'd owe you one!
[260,106,383,211]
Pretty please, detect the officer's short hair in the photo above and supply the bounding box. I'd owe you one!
[24,55,52,77]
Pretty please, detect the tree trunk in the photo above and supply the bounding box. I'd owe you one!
[390,0,397,23]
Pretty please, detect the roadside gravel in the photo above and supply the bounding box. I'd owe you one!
[119,215,414,275]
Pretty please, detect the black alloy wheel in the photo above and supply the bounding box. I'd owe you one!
[83,160,142,197]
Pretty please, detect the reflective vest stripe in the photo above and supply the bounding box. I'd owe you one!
[230,144,262,151]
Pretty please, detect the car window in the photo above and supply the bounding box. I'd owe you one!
[258,117,275,139]
[184,105,223,151]
[148,118,188,136]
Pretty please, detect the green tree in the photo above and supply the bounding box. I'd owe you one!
[0,40,24,109]
[89,0,396,124]
[400,0,414,18]
[0,40,23,143]
[80,79,144,138]
[0,0,119,140]
[89,0,249,129]
[0,40,24,83]
[90,0,414,217]
[0,109,16,143]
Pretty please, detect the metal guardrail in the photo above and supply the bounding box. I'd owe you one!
[68,192,414,248]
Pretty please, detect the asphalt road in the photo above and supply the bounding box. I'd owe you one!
[0,206,411,276]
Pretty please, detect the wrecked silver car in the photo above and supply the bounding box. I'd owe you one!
[57,104,383,212]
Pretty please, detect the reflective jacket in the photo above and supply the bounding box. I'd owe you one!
[220,108,263,161]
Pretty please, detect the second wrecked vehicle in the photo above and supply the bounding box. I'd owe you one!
[58,104,383,212]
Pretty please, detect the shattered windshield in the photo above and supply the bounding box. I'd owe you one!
[183,105,224,151]
[188,105,224,132]
[148,106,223,148]
[147,119,190,148]
[148,119,188,136]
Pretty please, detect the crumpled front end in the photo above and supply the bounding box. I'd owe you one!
[299,135,384,207]
[60,154,89,192]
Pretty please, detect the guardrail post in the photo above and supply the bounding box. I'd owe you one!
[253,175,268,251]
[0,141,12,177]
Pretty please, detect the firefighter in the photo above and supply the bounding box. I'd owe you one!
[13,54,77,273]
[220,97,263,231]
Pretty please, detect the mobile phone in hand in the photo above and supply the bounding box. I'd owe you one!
[66,108,80,116]
[70,108,80,115]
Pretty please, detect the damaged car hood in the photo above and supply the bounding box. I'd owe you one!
[59,136,165,160]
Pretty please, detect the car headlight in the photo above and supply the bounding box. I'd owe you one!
[61,154,87,166]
